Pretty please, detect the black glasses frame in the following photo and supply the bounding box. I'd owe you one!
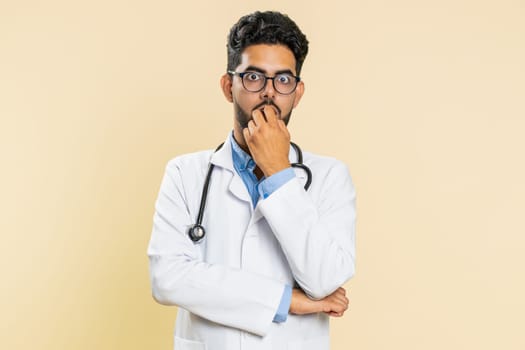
[228,70,301,95]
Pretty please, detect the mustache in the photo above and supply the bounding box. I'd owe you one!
[253,99,281,115]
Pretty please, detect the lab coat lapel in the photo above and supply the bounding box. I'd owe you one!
[210,134,251,204]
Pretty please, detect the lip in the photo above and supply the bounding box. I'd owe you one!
[262,107,280,119]
[255,103,280,117]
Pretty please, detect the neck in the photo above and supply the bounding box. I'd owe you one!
[232,127,265,179]
[232,126,251,156]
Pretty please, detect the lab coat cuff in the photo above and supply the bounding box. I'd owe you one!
[273,285,292,323]
[258,167,295,200]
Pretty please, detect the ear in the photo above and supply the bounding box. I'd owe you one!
[292,80,305,109]
[220,73,233,103]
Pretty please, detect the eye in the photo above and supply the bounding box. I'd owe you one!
[245,72,262,81]
[276,74,292,84]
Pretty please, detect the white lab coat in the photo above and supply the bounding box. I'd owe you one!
[147,133,356,350]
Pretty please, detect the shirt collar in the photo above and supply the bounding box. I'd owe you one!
[230,132,256,172]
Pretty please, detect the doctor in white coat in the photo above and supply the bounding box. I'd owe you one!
[148,11,356,350]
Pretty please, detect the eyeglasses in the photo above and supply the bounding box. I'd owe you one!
[228,70,301,95]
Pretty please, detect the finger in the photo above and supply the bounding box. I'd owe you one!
[335,296,349,309]
[340,300,349,311]
[251,109,265,126]
[334,300,348,312]
[263,105,278,124]
[277,119,288,131]
[252,112,263,127]
[337,293,349,303]
[247,120,256,135]
[328,311,344,317]
[324,298,345,314]
[333,294,349,307]
[334,289,346,300]
[327,289,343,301]
[277,120,291,138]
[243,127,252,143]
[336,291,349,303]
[332,288,344,298]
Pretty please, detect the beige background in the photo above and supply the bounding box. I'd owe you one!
[1,0,524,349]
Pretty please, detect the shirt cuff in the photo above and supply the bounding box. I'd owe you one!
[273,285,292,323]
[258,167,295,200]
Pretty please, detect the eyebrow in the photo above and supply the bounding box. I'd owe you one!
[244,65,297,76]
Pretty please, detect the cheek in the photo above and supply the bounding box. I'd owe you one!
[233,90,258,110]
[277,97,296,113]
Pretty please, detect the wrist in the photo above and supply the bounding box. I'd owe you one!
[262,161,291,177]
[290,288,322,315]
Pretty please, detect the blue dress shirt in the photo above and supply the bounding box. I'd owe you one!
[230,134,294,323]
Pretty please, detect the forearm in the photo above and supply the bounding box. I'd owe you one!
[148,162,286,336]
[149,252,285,336]
[259,164,356,299]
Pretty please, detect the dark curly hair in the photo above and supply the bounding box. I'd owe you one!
[227,11,309,76]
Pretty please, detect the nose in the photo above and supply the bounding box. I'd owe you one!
[260,77,276,99]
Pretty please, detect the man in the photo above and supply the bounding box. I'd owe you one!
[148,11,356,350]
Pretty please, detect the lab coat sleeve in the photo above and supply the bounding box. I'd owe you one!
[258,161,356,300]
[147,160,285,337]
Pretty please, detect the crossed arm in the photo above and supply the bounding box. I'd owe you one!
[149,106,355,335]
[243,105,354,317]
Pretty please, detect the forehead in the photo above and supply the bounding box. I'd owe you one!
[237,44,297,74]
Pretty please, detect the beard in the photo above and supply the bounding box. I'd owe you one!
[234,99,292,129]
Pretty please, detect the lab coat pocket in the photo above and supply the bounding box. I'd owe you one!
[174,336,207,350]
[287,335,329,350]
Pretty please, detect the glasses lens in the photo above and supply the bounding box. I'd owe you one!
[274,74,297,94]
[242,72,265,92]
[241,71,298,94]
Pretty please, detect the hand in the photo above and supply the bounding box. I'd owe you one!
[289,287,349,317]
[243,105,291,177]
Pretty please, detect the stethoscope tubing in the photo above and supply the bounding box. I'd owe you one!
[188,141,312,242]
[195,143,224,225]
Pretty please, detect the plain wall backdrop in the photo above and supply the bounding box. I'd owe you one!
[1,0,524,349]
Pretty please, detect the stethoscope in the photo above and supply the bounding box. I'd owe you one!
[188,141,312,242]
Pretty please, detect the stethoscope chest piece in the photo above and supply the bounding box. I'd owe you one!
[188,224,206,242]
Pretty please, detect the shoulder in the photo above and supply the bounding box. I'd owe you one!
[165,149,215,176]
[302,150,351,175]
[301,150,356,198]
